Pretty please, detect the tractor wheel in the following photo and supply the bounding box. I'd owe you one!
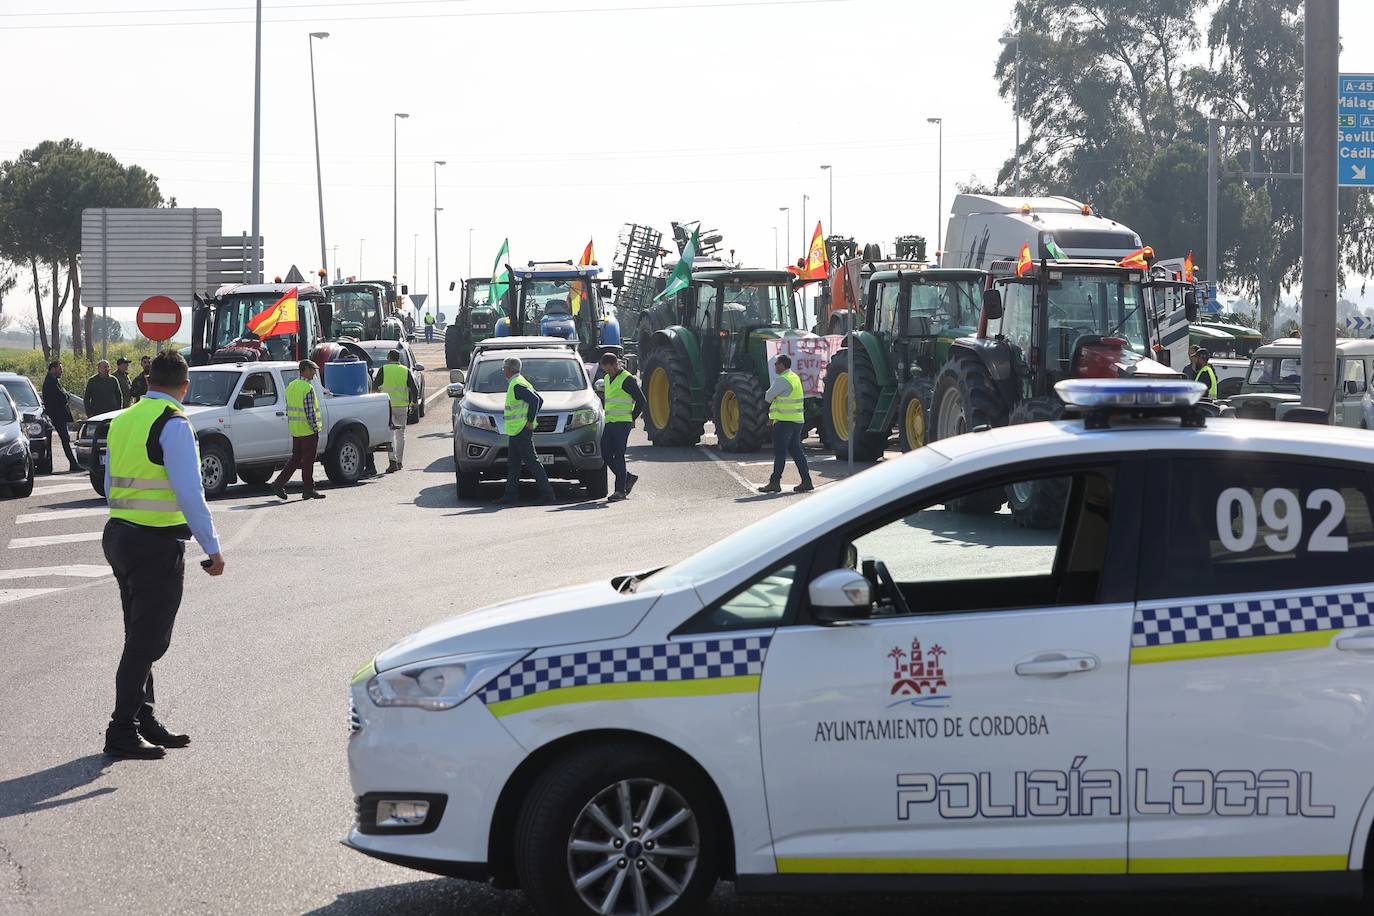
[820,347,886,461]
[1006,398,1069,529]
[712,371,770,452]
[641,346,704,447]
[930,357,1007,514]
[896,378,935,452]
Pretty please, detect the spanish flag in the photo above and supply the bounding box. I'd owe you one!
[1116,246,1154,271]
[1183,250,1195,282]
[787,222,829,281]
[572,238,595,316]
[1015,243,1034,277]
[247,287,299,338]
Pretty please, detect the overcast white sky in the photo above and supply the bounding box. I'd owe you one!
[5,0,1374,317]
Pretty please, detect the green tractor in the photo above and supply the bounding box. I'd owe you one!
[637,268,815,451]
[445,277,510,369]
[821,268,984,459]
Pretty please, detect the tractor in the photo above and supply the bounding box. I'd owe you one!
[928,257,1195,525]
[445,277,510,369]
[821,267,985,459]
[637,267,816,451]
[324,282,404,342]
[496,262,621,365]
[190,282,357,367]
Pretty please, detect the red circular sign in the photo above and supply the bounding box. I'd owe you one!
[136,295,183,342]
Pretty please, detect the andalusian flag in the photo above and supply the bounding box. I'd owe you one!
[1044,235,1068,259]
[1116,245,1154,270]
[1015,244,1034,277]
[247,287,299,337]
[654,227,698,302]
[490,239,511,307]
[788,222,829,281]
[572,238,595,315]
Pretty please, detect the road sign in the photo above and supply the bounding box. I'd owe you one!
[1346,315,1372,333]
[136,295,183,341]
[408,294,427,311]
[1338,74,1374,186]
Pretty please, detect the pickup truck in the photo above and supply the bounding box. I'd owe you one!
[76,361,391,498]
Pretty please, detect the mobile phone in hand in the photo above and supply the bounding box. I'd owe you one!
[201,558,214,569]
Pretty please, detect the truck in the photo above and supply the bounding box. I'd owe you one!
[496,262,621,365]
[940,194,1142,269]
[445,277,510,370]
[75,361,392,498]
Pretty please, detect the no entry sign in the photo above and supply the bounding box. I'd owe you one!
[136,295,182,341]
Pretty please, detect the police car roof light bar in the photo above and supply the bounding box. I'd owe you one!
[1055,379,1209,430]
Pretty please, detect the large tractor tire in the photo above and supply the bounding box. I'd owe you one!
[641,346,704,447]
[1006,398,1070,529]
[930,357,1008,514]
[821,347,887,461]
[712,371,770,452]
[896,378,935,453]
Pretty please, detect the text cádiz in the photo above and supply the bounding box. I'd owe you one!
[814,715,1049,743]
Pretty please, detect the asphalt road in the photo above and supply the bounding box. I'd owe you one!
[0,343,1358,915]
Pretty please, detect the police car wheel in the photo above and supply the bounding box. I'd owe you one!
[515,741,719,916]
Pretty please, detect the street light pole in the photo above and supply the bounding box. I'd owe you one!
[773,226,779,268]
[779,206,790,265]
[820,165,833,233]
[331,245,338,281]
[999,33,1022,195]
[1302,0,1338,411]
[393,112,409,296]
[250,0,263,282]
[434,160,445,314]
[927,117,943,258]
[308,31,330,281]
[468,228,474,279]
[359,238,365,277]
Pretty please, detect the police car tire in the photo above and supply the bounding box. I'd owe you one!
[820,346,887,461]
[1006,398,1069,529]
[641,346,703,447]
[896,378,936,453]
[712,371,769,452]
[514,741,720,916]
[930,358,1006,514]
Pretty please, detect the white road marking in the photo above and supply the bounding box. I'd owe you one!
[16,506,108,524]
[0,588,65,607]
[0,565,110,581]
[701,448,757,495]
[7,532,104,549]
[31,481,98,496]
[736,456,838,466]
[425,385,448,406]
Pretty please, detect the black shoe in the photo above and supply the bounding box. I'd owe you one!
[624,473,640,495]
[104,725,166,760]
[303,490,327,500]
[270,482,288,501]
[608,491,627,502]
[138,717,190,749]
[494,496,518,505]
[794,481,815,493]
[386,463,399,474]
[758,481,781,494]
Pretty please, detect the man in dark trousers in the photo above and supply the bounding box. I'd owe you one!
[373,349,418,472]
[130,355,152,401]
[759,353,815,494]
[42,361,79,472]
[596,352,646,502]
[83,359,123,418]
[113,357,133,409]
[496,356,555,505]
[102,350,225,759]
[272,360,327,501]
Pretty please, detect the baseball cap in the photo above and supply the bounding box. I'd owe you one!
[299,359,320,372]
[116,357,130,365]
[1194,347,1210,359]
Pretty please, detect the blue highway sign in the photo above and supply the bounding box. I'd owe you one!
[1346,315,1372,334]
[1339,74,1374,187]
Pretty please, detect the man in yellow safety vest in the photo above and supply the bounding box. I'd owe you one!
[760,353,814,494]
[373,349,418,472]
[1193,348,1219,398]
[272,360,326,501]
[423,311,436,343]
[101,350,225,759]
[495,356,555,505]
[597,352,647,502]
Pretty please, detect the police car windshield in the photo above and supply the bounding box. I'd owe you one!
[1247,356,1301,389]
[471,357,586,394]
[0,379,39,409]
[183,371,239,407]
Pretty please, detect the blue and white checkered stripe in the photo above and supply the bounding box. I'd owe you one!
[479,635,772,706]
[1133,589,1374,648]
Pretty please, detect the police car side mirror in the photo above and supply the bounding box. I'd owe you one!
[809,569,874,625]
[982,288,1003,322]
[1184,291,1198,323]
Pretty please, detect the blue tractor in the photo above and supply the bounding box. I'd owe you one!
[496,261,621,363]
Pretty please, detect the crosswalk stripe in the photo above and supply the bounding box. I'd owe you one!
[0,565,110,581]
[0,588,65,607]
[7,532,105,549]
[31,482,98,496]
[16,506,108,524]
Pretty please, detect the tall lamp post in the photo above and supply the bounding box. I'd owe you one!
[926,117,943,258]
[359,238,365,277]
[820,164,833,233]
[999,32,1021,196]
[433,160,445,313]
[308,31,330,281]
[331,245,338,281]
[468,228,475,278]
[778,206,790,265]
[250,0,263,282]
[393,112,409,295]
[773,226,779,268]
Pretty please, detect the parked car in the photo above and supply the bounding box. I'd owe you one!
[76,361,392,497]
[0,371,53,474]
[352,339,428,423]
[448,338,605,500]
[0,386,34,497]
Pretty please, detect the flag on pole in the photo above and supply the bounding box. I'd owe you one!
[787,222,830,281]
[1183,250,1195,282]
[246,287,299,337]
[1116,245,1154,270]
[578,239,596,267]
[1015,244,1034,277]
[572,238,596,315]
[490,239,511,307]
[654,227,699,302]
[1044,235,1068,260]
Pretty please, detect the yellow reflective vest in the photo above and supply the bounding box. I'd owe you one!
[106,397,191,528]
[505,374,534,436]
[604,371,634,424]
[285,378,317,437]
[769,370,804,423]
[380,362,410,409]
[1196,364,1218,398]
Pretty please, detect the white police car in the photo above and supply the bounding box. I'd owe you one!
[346,380,1374,913]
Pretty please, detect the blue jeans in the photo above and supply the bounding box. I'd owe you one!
[504,431,553,500]
[601,422,632,492]
[424,325,433,342]
[771,421,811,484]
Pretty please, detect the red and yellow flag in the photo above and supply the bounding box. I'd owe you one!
[246,287,299,338]
[787,222,829,282]
[1015,243,1034,277]
[578,239,596,267]
[1116,245,1154,270]
[1183,250,1195,283]
[571,238,596,316]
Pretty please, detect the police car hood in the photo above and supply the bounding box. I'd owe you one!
[374,579,659,670]
[462,389,595,414]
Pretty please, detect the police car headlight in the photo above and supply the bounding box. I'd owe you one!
[366,649,529,711]
[459,409,499,432]
[566,407,600,430]
[21,421,43,437]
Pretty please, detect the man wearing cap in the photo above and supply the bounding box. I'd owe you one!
[271,360,326,500]
[113,357,133,409]
[1193,347,1218,398]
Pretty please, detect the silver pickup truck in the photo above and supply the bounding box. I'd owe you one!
[76,361,392,497]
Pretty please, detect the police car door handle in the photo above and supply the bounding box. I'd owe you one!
[1014,653,1099,677]
[1334,633,1374,652]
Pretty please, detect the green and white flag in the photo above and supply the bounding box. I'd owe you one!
[490,238,511,306]
[653,227,699,302]
[1044,235,1068,260]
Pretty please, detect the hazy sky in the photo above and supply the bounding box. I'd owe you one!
[4,0,1374,316]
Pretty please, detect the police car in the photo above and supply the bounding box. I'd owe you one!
[346,380,1374,913]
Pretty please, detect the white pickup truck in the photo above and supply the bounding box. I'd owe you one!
[76,361,391,497]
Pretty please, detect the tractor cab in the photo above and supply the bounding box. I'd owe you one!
[500,262,621,363]
[687,269,800,382]
[325,282,400,342]
[445,277,510,370]
[191,283,330,366]
[864,268,982,374]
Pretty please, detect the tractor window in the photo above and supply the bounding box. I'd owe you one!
[1044,274,1149,366]
[875,283,899,334]
[908,281,974,335]
[695,284,719,328]
[996,282,1035,356]
[723,283,794,329]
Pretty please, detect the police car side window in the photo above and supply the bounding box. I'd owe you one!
[1144,457,1374,600]
[675,564,797,635]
